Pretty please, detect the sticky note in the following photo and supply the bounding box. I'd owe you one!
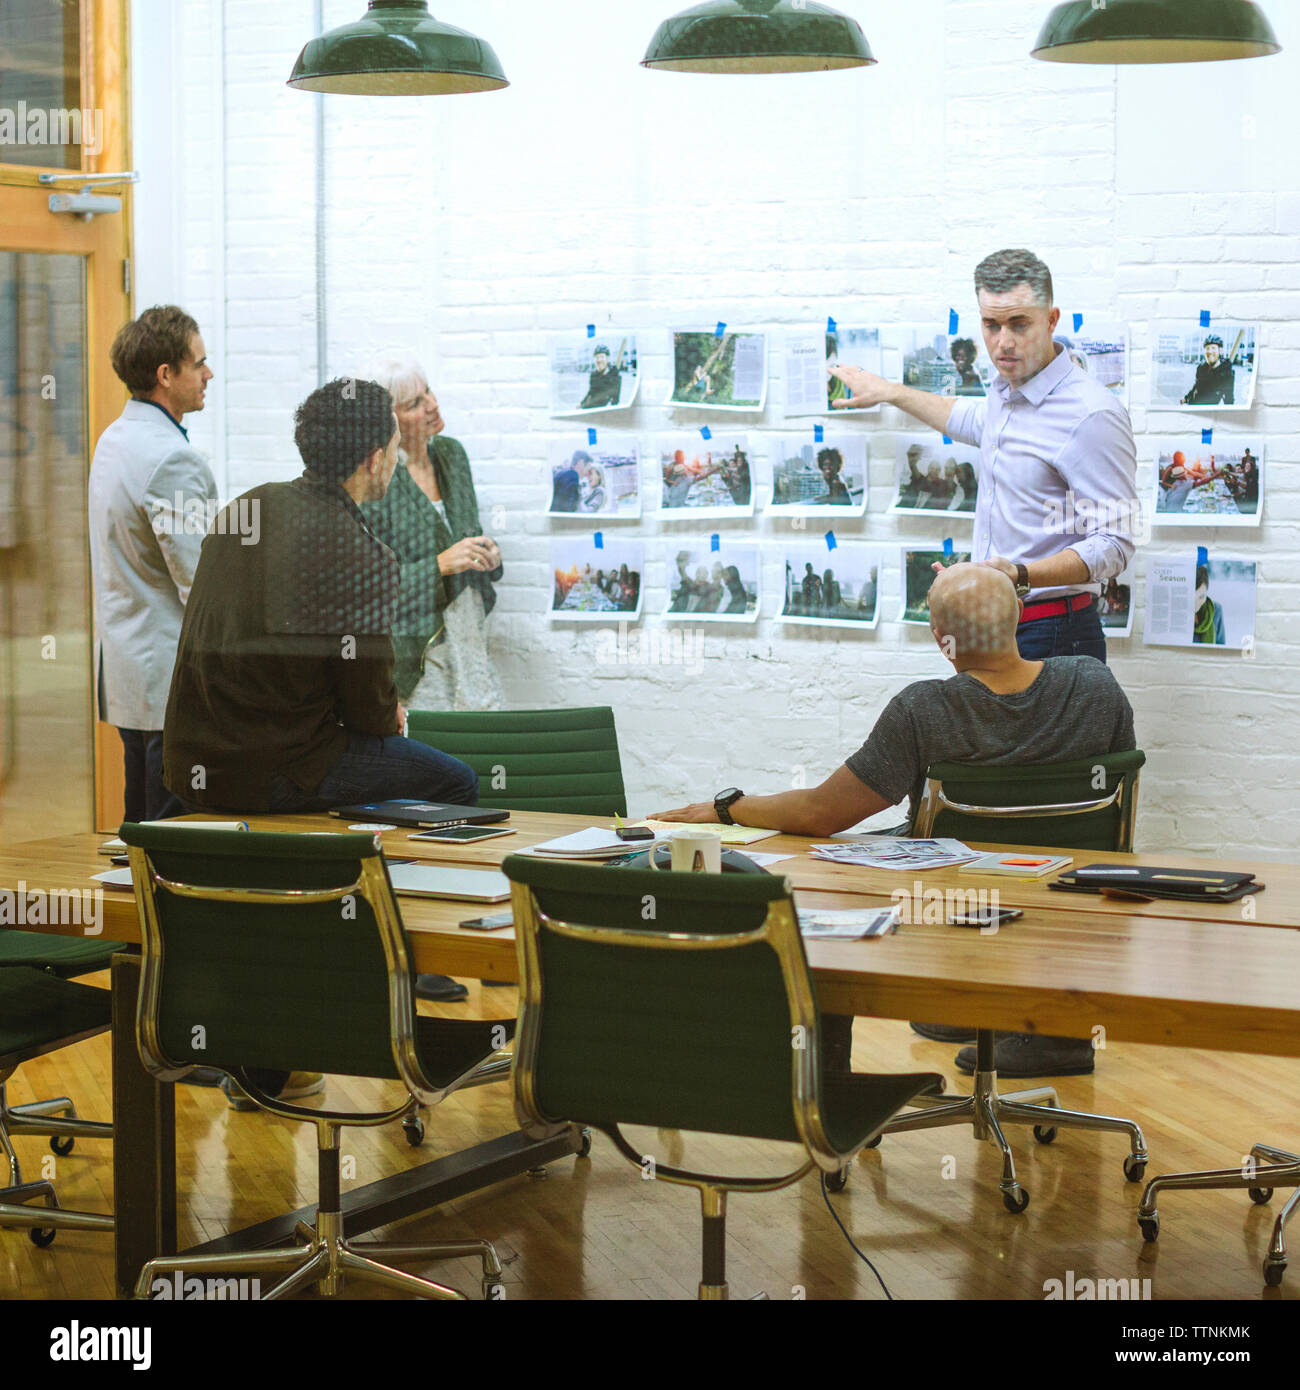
[587,427,597,445]
[715,321,727,338]
[594,532,603,550]
[825,531,837,551]
[1197,546,1208,568]
[586,324,595,338]
[942,435,953,446]
[943,538,954,560]
[948,309,959,336]
[1200,310,1211,328]
[1202,428,1213,445]
[700,426,712,441]
[710,533,720,553]
[1073,313,1084,333]
[814,424,824,442]
[827,315,838,334]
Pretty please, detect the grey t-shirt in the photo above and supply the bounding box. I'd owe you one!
[844,656,1136,821]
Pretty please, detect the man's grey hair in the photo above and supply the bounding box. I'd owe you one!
[974,249,1054,307]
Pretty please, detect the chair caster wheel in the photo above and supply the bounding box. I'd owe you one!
[1250,1187,1274,1205]
[1138,1215,1159,1243]
[1123,1155,1146,1183]
[29,1226,56,1248]
[50,1136,75,1157]
[1033,1125,1057,1145]
[577,1127,592,1158]
[863,1135,881,1149]
[1264,1262,1286,1287]
[825,1167,849,1193]
[402,1117,425,1147]
[1002,1186,1030,1214]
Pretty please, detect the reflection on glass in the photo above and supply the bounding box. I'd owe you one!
[0,0,85,172]
[0,251,91,836]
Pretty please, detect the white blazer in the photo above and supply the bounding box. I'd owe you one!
[89,399,218,729]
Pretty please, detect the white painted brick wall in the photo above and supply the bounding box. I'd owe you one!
[135,0,1300,858]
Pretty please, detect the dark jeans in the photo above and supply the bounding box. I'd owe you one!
[118,729,185,823]
[1015,598,1107,663]
[247,732,477,1097]
[266,732,478,814]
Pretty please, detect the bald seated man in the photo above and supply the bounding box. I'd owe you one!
[654,563,1136,1078]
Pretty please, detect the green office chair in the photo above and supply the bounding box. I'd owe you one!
[120,822,513,1301]
[870,751,1149,1214]
[0,966,115,1245]
[502,854,945,1300]
[0,933,123,1163]
[407,707,627,817]
[911,750,1146,850]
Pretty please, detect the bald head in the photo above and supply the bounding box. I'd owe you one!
[929,563,1021,664]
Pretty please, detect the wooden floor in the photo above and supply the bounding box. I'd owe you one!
[4,973,1298,1302]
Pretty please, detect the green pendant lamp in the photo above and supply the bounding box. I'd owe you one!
[642,0,875,74]
[1033,0,1280,64]
[288,1,508,95]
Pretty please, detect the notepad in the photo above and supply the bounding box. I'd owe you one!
[99,821,248,854]
[639,820,778,846]
[959,853,1073,879]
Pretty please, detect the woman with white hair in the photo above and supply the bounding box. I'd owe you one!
[362,353,505,1003]
[362,352,505,715]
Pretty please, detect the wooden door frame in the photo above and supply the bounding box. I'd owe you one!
[0,0,133,830]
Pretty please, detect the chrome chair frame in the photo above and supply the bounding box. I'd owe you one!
[879,765,1148,1214]
[1138,1143,1300,1286]
[0,1059,114,1244]
[126,843,507,1301]
[509,878,932,1299]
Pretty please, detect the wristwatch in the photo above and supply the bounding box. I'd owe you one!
[713,787,744,825]
[1013,563,1031,598]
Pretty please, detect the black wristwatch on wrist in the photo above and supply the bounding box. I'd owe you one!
[714,787,744,825]
[1014,563,1031,598]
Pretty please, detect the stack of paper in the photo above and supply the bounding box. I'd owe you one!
[531,827,655,860]
[809,838,980,871]
[797,907,899,940]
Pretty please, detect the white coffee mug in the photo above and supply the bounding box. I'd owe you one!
[647,828,723,874]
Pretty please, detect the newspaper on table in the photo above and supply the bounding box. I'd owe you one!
[809,838,979,871]
[797,906,900,940]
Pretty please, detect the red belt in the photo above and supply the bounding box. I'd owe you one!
[1019,592,1094,626]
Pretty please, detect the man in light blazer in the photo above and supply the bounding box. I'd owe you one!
[90,306,217,821]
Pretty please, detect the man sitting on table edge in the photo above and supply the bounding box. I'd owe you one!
[161,380,483,1111]
[653,561,1136,1080]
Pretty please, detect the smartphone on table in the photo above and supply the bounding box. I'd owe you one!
[947,907,1023,929]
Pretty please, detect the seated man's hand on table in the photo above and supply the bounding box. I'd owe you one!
[648,802,718,823]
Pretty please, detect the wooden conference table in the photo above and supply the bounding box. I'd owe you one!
[5,810,1300,1297]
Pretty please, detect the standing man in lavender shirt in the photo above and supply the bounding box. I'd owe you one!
[831,248,1139,664]
[829,248,1140,1077]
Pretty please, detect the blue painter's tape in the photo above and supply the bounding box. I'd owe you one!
[587,427,597,446]
[943,538,954,560]
[827,315,837,334]
[1073,313,1084,333]
[1197,546,1208,569]
[594,532,604,550]
[715,321,727,338]
[586,324,595,338]
[1202,428,1213,445]
[700,426,712,441]
[1200,309,1211,328]
[942,435,953,446]
[825,531,837,552]
[710,533,720,553]
[948,308,959,336]
[814,424,824,443]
